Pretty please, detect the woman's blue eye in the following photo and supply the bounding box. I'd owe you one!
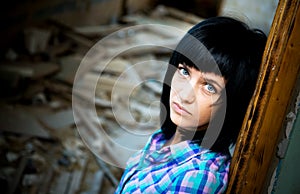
[179,68,189,76]
[204,84,216,94]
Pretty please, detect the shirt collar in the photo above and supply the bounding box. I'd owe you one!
[144,129,210,165]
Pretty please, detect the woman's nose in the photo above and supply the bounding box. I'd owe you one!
[178,81,196,103]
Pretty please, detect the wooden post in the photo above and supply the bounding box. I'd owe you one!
[226,0,300,193]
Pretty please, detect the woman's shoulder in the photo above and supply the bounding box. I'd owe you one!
[177,146,231,173]
[169,151,230,193]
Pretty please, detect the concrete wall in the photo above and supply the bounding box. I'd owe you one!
[271,92,300,193]
[220,0,278,34]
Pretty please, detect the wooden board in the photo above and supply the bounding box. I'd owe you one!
[0,62,59,80]
[0,105,52,139]
[226,0,300,193]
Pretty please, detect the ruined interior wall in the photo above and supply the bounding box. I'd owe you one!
[219,0,278,34]
[0,0,155,56]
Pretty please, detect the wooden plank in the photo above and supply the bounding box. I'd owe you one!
[50,171,71,194]
[226,0,300,193]
[123,14,193,31]
[94,156,119,188]
[47,19,95,48]
[73,106,119,187]
[43,80,73,101]
[24,27,51,54]
[74,24,130,37]
[72,86,112,108]
[55,54,83,85]
[89,170,104,194]
[7,156,29,194]
[38,167,54,194]
[0,106,52,139]
[93,58,130,75]
[81,73,138,95]
[0,62,59,80]
[38,108,75,130]
[66,157,88,194]
[155,5,204,24]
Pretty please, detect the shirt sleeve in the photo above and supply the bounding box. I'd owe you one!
[168,169,228,194]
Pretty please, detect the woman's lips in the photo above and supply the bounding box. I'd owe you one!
[172,102,191,115]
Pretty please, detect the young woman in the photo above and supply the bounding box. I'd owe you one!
[115,16,267,193]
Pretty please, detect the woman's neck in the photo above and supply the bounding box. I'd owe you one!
[164,125,208,147]
[164,127,195,146]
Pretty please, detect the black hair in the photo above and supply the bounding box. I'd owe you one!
[160,16,267,154]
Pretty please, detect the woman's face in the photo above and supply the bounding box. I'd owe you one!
[169,63,225,131]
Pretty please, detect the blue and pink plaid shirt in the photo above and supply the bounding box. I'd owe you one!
[115,129,231,194]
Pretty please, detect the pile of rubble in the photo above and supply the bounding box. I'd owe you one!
[0,6,201,194]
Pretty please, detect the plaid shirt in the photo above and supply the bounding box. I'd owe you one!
[115,129,230,194]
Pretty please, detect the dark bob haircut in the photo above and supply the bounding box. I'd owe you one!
[160,16,267,154]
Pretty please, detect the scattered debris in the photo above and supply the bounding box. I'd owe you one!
[0,5,202,194]
[0,105,52,139]
[38,108,75,130]
[24,27,52,55]
[54,54,83,85]
[0,62,59,80]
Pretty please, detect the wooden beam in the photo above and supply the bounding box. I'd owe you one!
[226,0,300,193]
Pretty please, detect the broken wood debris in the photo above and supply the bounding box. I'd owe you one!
[0,5,202,194]
[151,5,204,25]
[0,105,52,139]
[38,108,75,130]
[46,19,96,48]
[0,62,59,80]
[23,27,52,55]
